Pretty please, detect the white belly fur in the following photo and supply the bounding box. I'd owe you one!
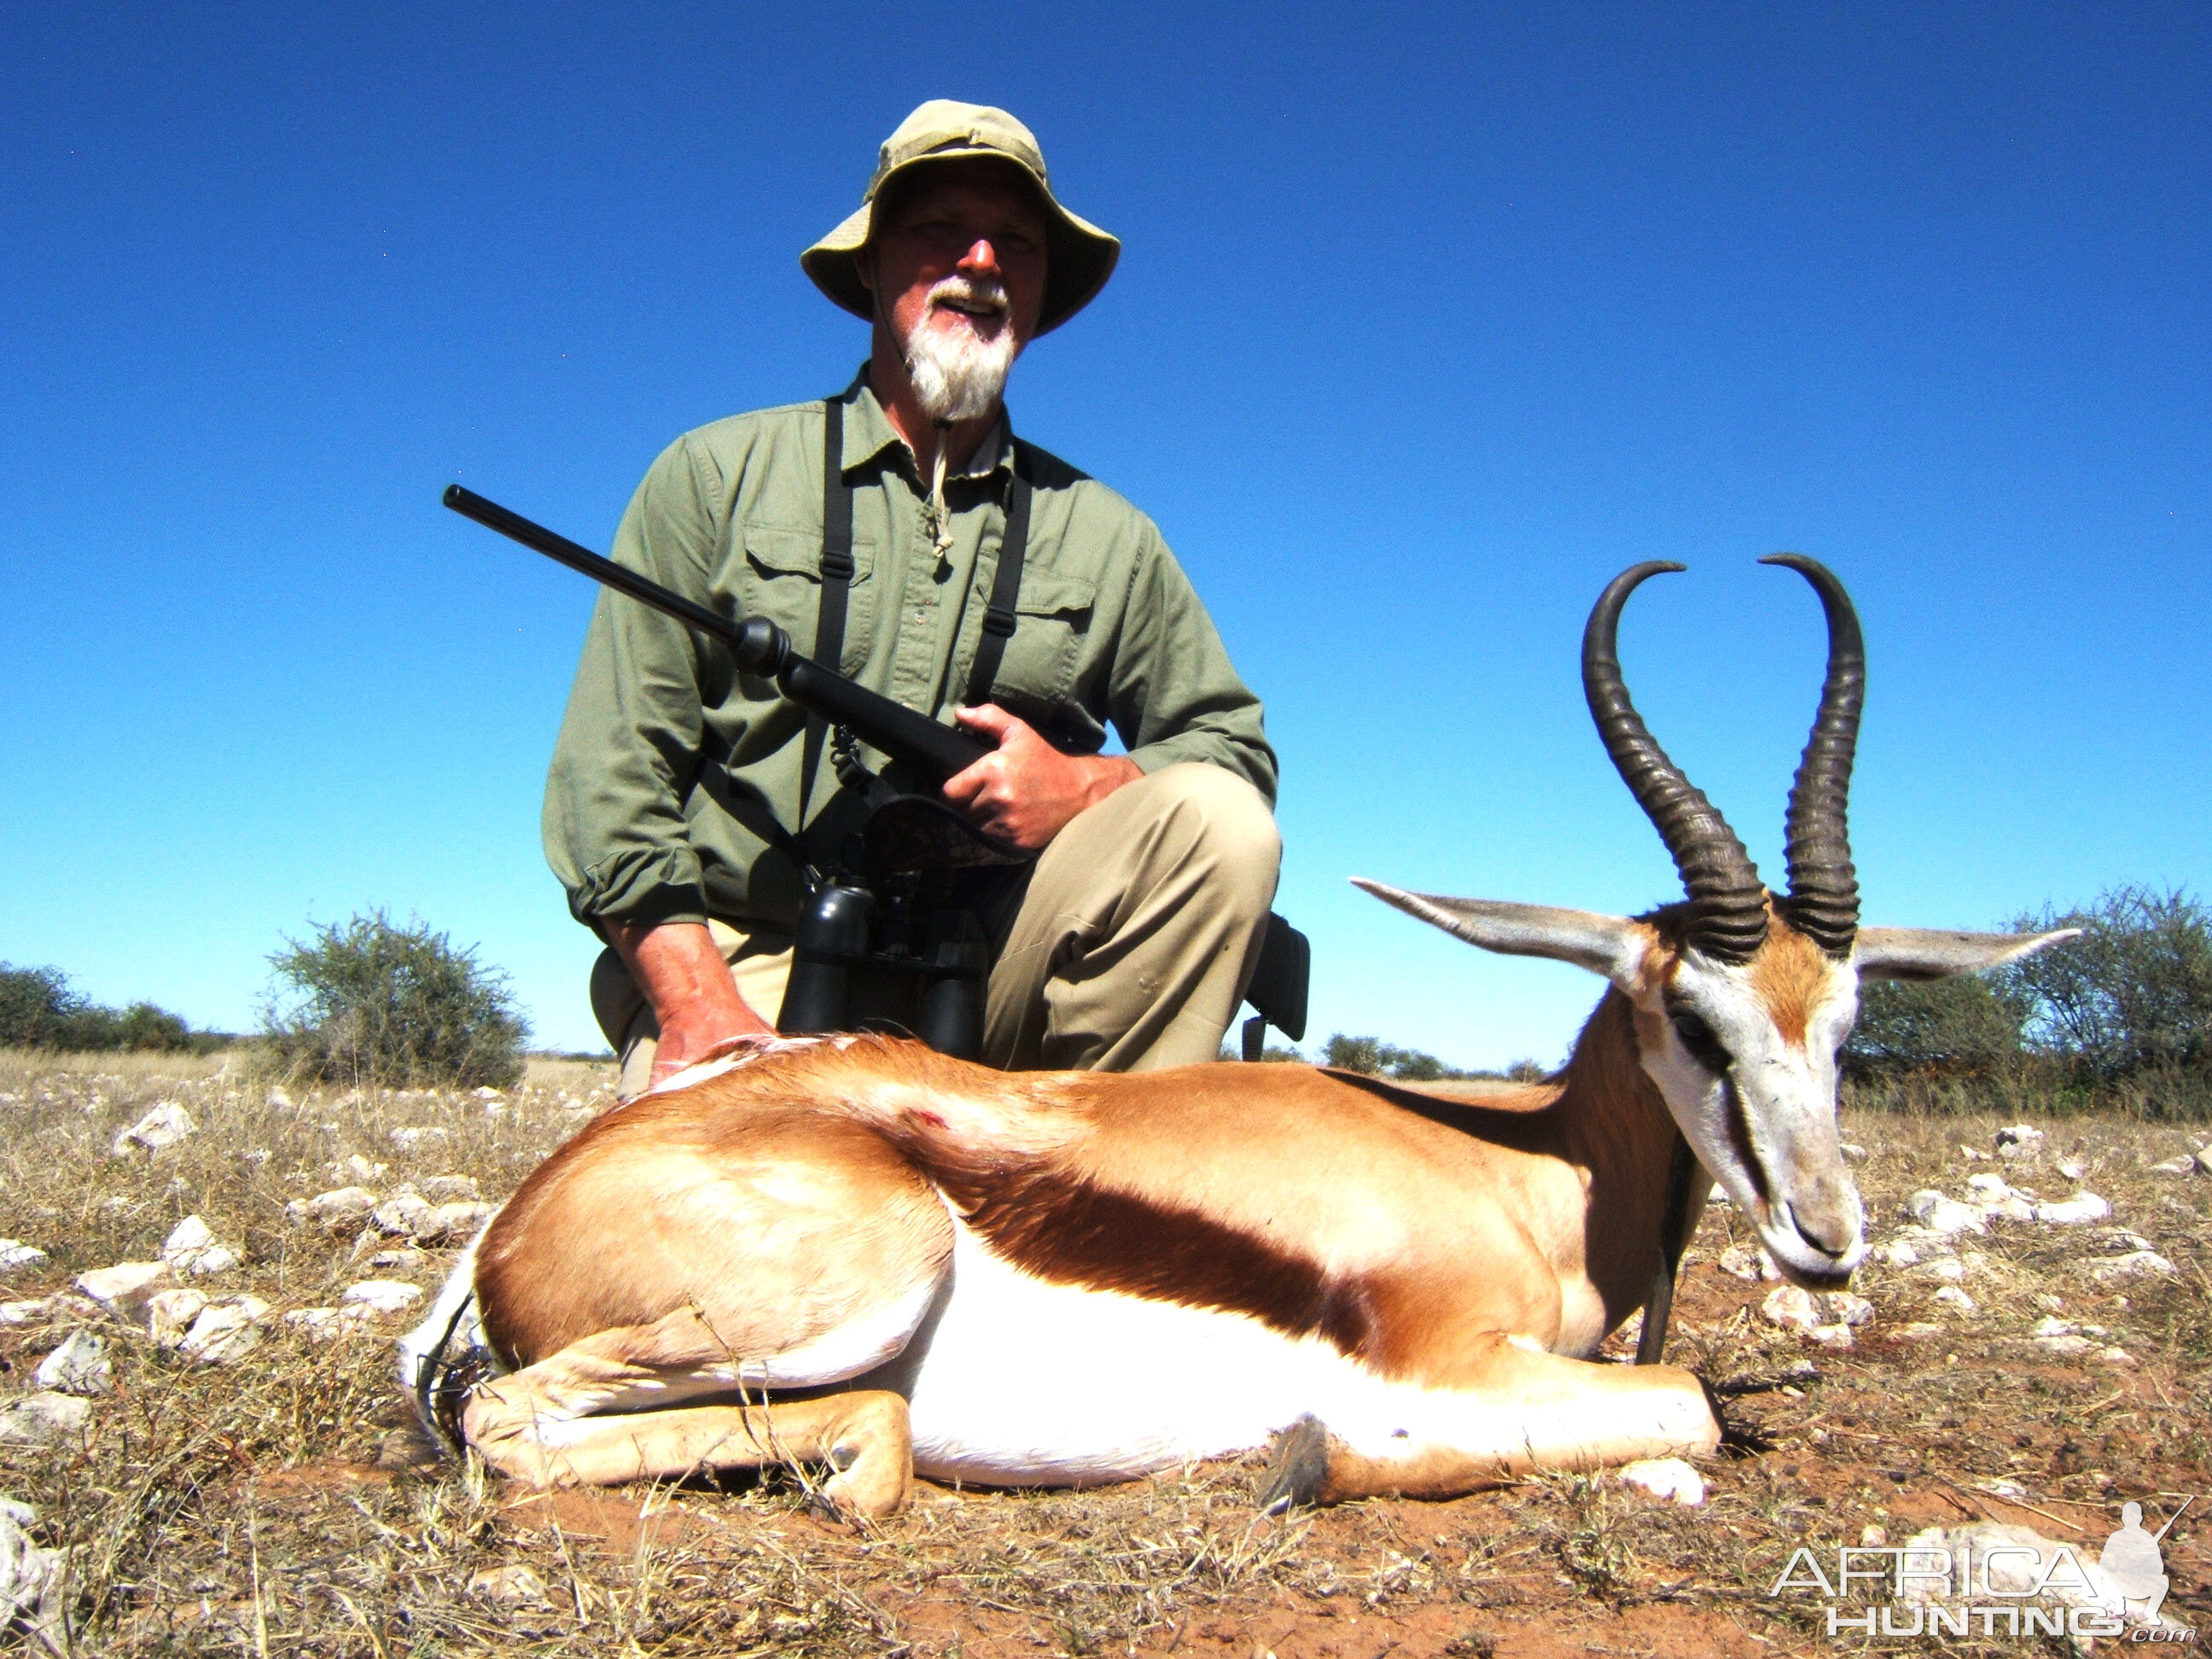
[907,1221,1435,1486]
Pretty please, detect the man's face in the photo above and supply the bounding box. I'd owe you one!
[860,160,1051,365]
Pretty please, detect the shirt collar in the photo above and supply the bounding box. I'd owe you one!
[840,365,1013,483]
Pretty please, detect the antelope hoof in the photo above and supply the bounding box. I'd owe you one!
[1256,1414,1332,1513]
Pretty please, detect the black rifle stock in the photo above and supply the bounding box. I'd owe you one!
[441,484,990,783]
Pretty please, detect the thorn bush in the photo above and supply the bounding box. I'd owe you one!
[262,907,528,1088]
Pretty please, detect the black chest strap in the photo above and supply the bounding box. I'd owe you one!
[798,397,856,834]
[965,440,1033,707]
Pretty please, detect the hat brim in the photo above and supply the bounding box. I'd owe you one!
[800,149,1120,336]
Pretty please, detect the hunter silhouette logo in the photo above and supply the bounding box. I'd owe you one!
[2103,1497,2192,1622]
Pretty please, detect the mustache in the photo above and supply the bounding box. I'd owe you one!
[926,275,1010,317]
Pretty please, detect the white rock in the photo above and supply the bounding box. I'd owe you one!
[178,1296,271,1365]
[366,1248,426,1272]
[370,1190,434,1238]
[282,1305,377,1342]
[2196,1148,2212,1176]
[110,1100,195,1156]
[343,1154,388,1184]
[1918,1257,1966,1283]
[1803,1323,1855,1348]
[1959,1144,1986,1160]
[265,1086,295,1110]
[2085,1250,2177,1287]
[1994,1124,2045,1161]
[1716,1243,1763,1281]
[0,1393,91,1446]
[1869,1239,1920,1267]
[2057,1157,2087,1180]
[389,1126,449,1151]
[0,1498,67,1634]
[1839,1143,1869,1162]
[1761,1284,1822,1330]
[2031,1292,2064,1313]
[1824,1290,1875,1327]
[2031,1191,2110,1225]
[286,1186,377,1231]
[1616,1457,1705,1505]
[1906,1190,1987,1236]
[160,1215,238,1278]
[1965,1172,2012,1200]
[2151,1155,2198,1174]
[1933,1284,1976,1313]
[32,1331,110,1396]
[73,1260,171,1322]
[2029,1314,2075,1337]
[414,1202,494,1244]
[470,1086,506,1103]
[341,1279,424,1313]
[416,1174,481,1204]
[146,1288,210,1348]
[2029,1332,2094,1359]
[1890,1321,1946,1342]
[0,1300,55,1326]
[0,1240,49,1275]
[2098,1346,2135,1365]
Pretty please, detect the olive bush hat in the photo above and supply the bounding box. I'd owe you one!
[801,99,1121,335]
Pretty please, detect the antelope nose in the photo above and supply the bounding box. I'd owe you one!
[1793,1202,1854,1257]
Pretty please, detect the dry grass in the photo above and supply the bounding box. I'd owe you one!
[2,1048,2207,1656]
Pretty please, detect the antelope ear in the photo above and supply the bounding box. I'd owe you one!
[1353,880,1646,984]
[1854,926,2081,982]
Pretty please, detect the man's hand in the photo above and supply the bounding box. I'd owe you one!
[943,704,1142,851]
[605,920,776,1089]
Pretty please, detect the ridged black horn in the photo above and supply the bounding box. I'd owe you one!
[1761,554,1863,958]
[1583,562,1769,963]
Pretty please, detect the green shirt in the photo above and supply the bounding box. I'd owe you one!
[543,380,1277,933]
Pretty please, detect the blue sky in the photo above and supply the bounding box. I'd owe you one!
[3,3,2205,1065]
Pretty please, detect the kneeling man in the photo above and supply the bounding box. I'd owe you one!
[544,100,1280,1096]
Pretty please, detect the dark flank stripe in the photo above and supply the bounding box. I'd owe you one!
[932,1162,1383,1360]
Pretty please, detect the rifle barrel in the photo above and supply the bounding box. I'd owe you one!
[443,484,990,781]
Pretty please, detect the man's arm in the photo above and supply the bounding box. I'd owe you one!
[605,921,774,1086]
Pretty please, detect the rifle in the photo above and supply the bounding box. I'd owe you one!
[443,483,1309,1054]
[443,485,986,783]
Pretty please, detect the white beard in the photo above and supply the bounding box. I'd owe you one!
[903,279,1020,423]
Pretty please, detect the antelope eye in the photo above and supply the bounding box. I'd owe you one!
[1670,1010,1729,1069]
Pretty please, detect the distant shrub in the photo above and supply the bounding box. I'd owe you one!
[2007,885,2212,1086]
[264,909,527,1089]
[1845,975,2030,1083]
[1321,1033,1472,1082]
[0,962,208,1052]
[1845,885,2212,1121]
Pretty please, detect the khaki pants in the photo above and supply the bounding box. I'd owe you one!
[595,764,1281,1098]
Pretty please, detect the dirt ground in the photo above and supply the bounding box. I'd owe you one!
[1,1047,2205,1656]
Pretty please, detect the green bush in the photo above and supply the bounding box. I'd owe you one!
[2007,885,2212,1084]
[1843,884,2212,1120]
[0,963,207,1052]
[1321,1033,1474,1082]
[1845,974,2030,1082]
[264,909,528,1089]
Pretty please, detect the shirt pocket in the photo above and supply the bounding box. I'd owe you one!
[987,568,1095,718]
[735,522,876,673]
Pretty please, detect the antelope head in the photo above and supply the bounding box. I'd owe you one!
[1359,557,2075,1290]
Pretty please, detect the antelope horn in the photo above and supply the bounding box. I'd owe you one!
[1582,562,1768,963]
[1761,554,1864,957]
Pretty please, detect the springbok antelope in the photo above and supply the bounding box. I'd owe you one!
[404,556,2072,1518]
